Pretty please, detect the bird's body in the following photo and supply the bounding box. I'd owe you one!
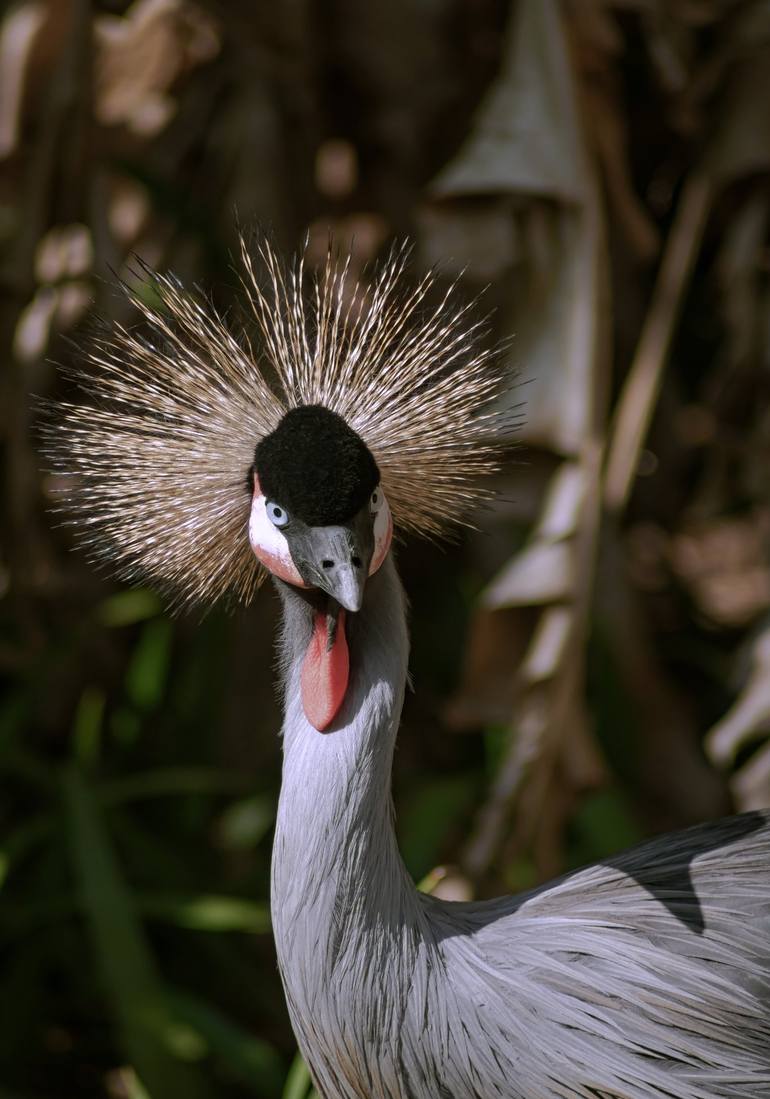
[275,555,770,1098]
[50,239,770,1098]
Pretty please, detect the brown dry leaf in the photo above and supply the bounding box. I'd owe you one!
[314,138,358,200]
[603,172,713,513]
[534,461,588,539]
[443,608,530,731]
[604,7,770,516]
[107,176,151,245]
[445,461,590,731]
[706,625,770,811]
[500,198,606,454]
[35,223,93,282]
[599,526,729,824]
[0,1,48,158]
[429,868,474,903]
[424,0,610,884]
[703,9,770,184]
[483,542,573,609]
[13,286,57,362]
[520,606,573,683]
[305,214,390,269]
[94,0,220,136]
[461,685,550,880]
[482,461,586,608]
[431,0,587,203]
[732,743,770,812]
[714,189,769,378]
[706,626,770,767]
[427,0,607,455]
[418,200,519,282]
[670,513,770,627]
[566,0,659,260]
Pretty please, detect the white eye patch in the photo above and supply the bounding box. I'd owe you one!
[249,482,305,586]
[249,475,393,584]
[370,492,392,575]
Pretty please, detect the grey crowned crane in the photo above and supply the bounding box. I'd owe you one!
[51,239,770,1098]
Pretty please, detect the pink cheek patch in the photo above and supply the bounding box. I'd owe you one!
[369,502,393,576]
[252,544,305,586]
[249,474,308,587]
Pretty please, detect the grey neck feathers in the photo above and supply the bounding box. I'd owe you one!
[271,555,424,1054]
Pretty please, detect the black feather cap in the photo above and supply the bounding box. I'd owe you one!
[254,405,380,526]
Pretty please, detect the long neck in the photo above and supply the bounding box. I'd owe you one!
[271,555,422,1023]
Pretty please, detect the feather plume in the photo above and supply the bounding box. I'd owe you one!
[46,236,507,606]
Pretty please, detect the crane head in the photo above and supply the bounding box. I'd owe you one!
[46,236,506,616]
[248,404,393,730]
[249,405,392,612]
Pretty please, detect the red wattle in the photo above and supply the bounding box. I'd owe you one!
[301,609,349,731]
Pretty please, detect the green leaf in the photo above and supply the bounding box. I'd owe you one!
[62,766,209,1099]
[73,686,106,767]
[416,866,446,894]
[502,856,537,894]
[398,775,478,880]
[0,889,271,938]
[125,620,173,711]
[97,589,162,627]
[138,893,270,934]
[483,725,509,778]
[101,767,246,806]
[568,788,643,867]
[110,706,142,746]
[218,794,275,850]
[283,1052,313,1099]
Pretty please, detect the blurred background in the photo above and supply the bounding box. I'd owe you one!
[2,0,770,1096]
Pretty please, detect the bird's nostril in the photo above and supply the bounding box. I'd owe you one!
[351,555,362,569]
[321,559,334,570]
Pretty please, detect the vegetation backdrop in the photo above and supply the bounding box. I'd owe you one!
[2,1,770,1096]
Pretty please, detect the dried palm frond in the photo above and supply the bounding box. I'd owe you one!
[45,236,507,606]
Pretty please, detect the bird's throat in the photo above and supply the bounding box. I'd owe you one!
[300,605,349,730]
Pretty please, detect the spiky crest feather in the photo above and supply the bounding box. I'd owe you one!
[47,236,505,606]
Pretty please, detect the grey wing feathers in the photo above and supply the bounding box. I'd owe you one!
[423,812,770,1099]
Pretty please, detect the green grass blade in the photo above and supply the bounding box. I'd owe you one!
[282,1052,313,1099]
[73,686,106,767]
[62,765,210,1099]
[99,766,247,806]
[138,893,270,933]
[218,794,275,850]
[125,620,173,711]
[97,589,162,627]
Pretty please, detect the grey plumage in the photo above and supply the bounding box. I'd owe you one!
[274,556,770,1099]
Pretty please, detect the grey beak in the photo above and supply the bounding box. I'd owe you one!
[290,519,373,613]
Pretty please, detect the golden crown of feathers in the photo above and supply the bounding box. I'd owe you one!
[47,236,507,605]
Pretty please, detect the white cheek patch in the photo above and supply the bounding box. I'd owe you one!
[370,494,393,575]
[248,492,306,586]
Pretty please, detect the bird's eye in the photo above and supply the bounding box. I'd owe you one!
[370,488,383,514]
[267,501,290,528]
